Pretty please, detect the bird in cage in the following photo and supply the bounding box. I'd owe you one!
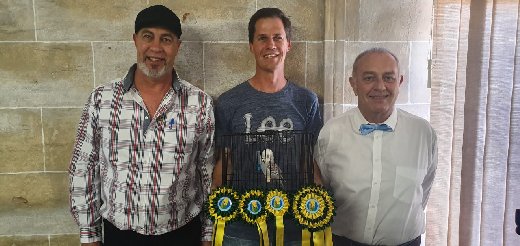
[258,149,283,184]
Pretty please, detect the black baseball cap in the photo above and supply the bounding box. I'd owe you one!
[134,5,182,38]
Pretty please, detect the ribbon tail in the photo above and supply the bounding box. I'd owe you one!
[213,220,226,246]
[275,215,284,246]
[302,229,311,246]
[313,230,325,246]
[258,220,269,246]
[324,227,333,246]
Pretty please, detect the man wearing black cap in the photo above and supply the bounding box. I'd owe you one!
[69,5,214,246]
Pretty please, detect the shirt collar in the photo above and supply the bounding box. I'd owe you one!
[351,107,398,133]
[122,64,182,93]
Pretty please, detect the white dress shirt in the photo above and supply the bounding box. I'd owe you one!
[315,108,437,245]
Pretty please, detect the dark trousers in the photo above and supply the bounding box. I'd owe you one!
[332,234,421,246]
[103,215,201,246]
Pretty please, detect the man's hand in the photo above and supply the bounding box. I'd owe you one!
[81,242,101,246]
[201,241,212,246]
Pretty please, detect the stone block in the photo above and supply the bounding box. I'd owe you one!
[307,42,325,102]
[346,0,433,41]
[0,235,48,246]
[0,0,35,41]
[0,173,75,235]
[35,0,147,41]
[343,0,359,41]
[0,206,77,235]
[323,41,335,104]
[333,41,347,105]
[50,234,80,246]
[344,42,410,104]
[410,42,432,103]
[285,42,306,88]
[176,42,204,90]
[42,108,83,172]
[0,109,43,173]
[151,0,255,41]
[0,173,69,209]
[0,43,93,107]
[204,43,255,98]
[93,42,136,86]
[259,0,325,41]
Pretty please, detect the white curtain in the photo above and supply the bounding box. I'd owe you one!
[428,0,520,245]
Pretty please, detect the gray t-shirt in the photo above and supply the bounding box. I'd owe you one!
[215,81,322,242]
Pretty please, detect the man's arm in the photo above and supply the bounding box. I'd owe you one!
[69,89,103,244]
[196,95,216,243]
[306,94,323,142]
[422,128,438,208]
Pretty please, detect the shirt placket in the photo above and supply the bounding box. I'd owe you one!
[364,131,383,243]
[131,88,155,210]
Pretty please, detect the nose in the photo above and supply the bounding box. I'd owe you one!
[149,38,162,52]
[266,38,276,49]
[374,77,386,90]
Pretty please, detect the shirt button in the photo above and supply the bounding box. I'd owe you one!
[145,116,149,119]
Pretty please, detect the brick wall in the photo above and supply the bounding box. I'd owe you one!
[0,0,432,245]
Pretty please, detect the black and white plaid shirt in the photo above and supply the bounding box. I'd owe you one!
[69,65,215,243]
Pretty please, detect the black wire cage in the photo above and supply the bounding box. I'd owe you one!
[218,131,315,193]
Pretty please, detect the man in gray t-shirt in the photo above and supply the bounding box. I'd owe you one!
[212,7,323,246]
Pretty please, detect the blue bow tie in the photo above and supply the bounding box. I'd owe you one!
[359,123,393,135]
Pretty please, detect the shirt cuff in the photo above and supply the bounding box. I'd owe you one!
[79,225,102,244]
[201,217,213,242]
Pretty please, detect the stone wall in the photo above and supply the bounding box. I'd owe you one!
[324,0,433,121]
[0,0,432,245]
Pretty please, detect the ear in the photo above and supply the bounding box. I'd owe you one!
[399,75,404,86]
[249,42,254,53]
[287,39,292,51]
[349,77,358,96]
[132,33,137,46]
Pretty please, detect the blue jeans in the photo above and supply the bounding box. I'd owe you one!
[223,234,301,246]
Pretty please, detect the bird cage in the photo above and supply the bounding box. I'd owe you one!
[218,131,315,193]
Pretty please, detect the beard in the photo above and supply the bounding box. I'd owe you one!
[137,61,168,79]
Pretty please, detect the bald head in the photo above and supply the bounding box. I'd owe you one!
[352,47,400,76]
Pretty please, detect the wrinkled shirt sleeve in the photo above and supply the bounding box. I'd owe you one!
[69,89,103,243]
[422,127,438,209]
[306,94,323,144]
[196,94,216,241]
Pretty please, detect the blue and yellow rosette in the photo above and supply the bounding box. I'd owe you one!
[207,187,240,246]
[292,186,335,246]
[240,189,269,246]
[265,190,290,246]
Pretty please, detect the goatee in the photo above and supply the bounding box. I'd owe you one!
[137,62,167,79]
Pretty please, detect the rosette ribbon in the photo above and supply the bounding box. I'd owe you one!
[207,187,239,246]
[240,189,269,246]
[292,186,335,246]
[265,190,290,246]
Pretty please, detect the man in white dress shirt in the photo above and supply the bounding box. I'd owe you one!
[314,47,437,246]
